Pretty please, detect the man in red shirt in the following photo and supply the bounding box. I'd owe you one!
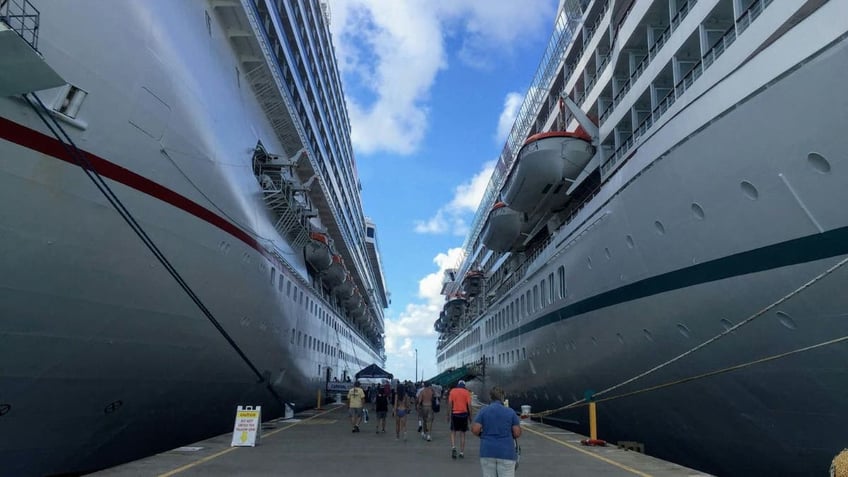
[447,380,472,458]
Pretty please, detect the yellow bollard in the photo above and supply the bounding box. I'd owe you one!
[317,389,322,410]
[589,402,597,441]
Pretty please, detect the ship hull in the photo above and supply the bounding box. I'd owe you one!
[443,12,848,477]
[0,1,380,475]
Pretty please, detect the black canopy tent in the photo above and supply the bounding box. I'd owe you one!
[355,363,393,380]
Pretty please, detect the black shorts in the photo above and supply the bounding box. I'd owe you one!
[450,413,469,432]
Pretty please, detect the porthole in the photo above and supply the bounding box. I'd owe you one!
[807,152,831,174]
[740,181,759,200]
[720,318,734,332]
[776,311,797,330]
[677,323,691,338]
[654,220,665,235]
[587,257,593,269]
[691,203,705,220]
[643,329,654,342]
[604,247,611,260]
[616,333,625,344]
[625,235,635,249]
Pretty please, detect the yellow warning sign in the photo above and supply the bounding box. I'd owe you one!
[231,405,262,447]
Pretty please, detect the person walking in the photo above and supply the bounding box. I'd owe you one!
[374,386,389,434]
[472,386,522,477]
[416,381,435,441]
[447,380,472,458]
[347,381,366,433]
[394,382,411,440]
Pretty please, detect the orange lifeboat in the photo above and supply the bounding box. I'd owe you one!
[335,273,354,298]
[322,254,346,287]
[305,232,333,271]
[481,202,522,252]
[462,270,485,297]
[443,294,467,321]
[502,131,594,214]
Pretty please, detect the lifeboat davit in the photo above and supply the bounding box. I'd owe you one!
[443,295,466,321]
[305,232,333,271]
[481,202,522,252]
[462,270,485,297]
[502,131,594,214]
[322,255,346,287]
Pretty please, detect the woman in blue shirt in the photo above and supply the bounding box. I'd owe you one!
[471,386,522,477]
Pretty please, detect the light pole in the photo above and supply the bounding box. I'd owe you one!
[415,348,418,383]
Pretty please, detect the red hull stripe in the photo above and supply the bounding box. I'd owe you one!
[0,116,264,254]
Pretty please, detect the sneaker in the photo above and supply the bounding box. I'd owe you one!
[459,452,464,458]
[451,448,457,459]
[354,425,360,433]
[418,424,423,433]
[427,434,432,441]
[403,432,407,441]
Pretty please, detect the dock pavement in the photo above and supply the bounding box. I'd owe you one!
[92,403,712,476]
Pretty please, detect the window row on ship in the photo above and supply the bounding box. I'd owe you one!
[262,260,374,367]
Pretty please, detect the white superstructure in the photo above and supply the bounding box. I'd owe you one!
[437,1,848,475]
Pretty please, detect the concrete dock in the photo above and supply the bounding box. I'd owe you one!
[92,404,711,476]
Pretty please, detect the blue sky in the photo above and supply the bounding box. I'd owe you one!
[325,0,561,381]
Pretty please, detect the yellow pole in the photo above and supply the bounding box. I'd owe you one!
[589,402,597,441]
[317,389,322,410]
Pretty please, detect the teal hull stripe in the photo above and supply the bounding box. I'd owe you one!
[487,226,848,346]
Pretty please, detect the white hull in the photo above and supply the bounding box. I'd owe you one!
[439,2,848,474]
[0,1,381,475]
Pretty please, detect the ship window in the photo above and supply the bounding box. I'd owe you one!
[540,280,547,307]
[533,286,539,312]
[297,331,302,345]
[520,295,526,317]
[366,227,375,238]
[290,328,295,344]
[279,274,284,292]
[287,281,292,296]
[557,266,566,298]
[548,273,554,303]
[270,267,276,285]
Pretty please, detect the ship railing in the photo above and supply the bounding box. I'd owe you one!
[0,0,40,51]
[601,0,772,176]
[601,0,698,124]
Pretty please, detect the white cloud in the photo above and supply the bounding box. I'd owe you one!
[413,160,495,236]
[382,247,464,361]
[497,92,524,144]
[326,0,557,155]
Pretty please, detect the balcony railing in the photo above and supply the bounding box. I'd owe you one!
[1,0,40,50]
[601,0,772,175]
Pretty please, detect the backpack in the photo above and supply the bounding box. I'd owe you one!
[432,395,440,413]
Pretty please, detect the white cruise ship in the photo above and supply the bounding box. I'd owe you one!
[0,1,388,475]
[435,0,848,475]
